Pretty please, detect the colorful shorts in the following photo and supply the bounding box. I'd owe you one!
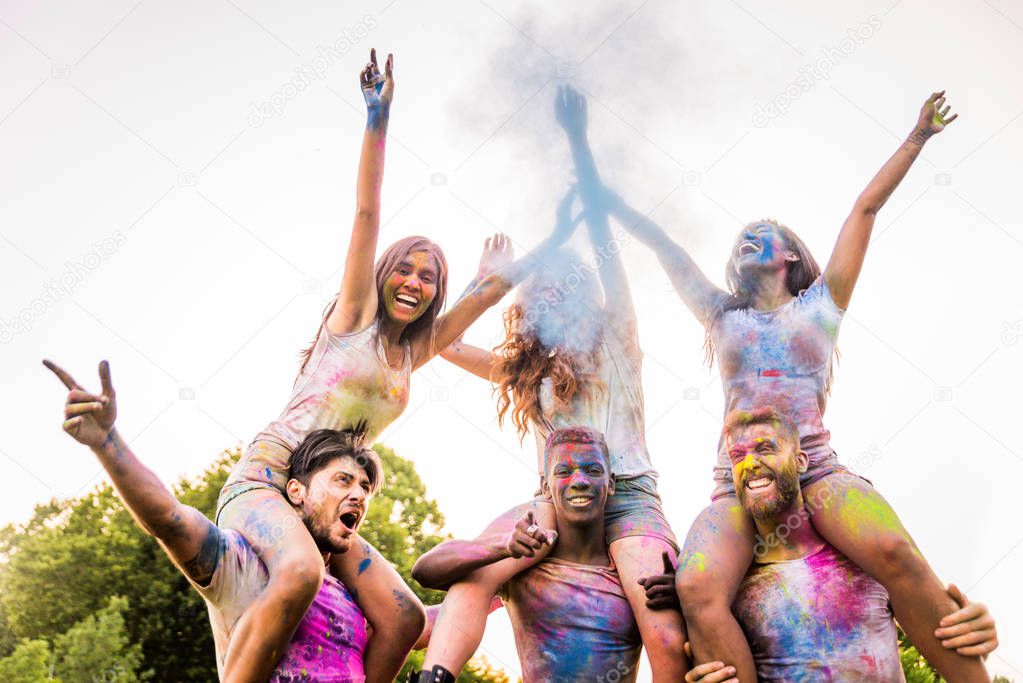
[536,475,678,552]
[216,436,293,523]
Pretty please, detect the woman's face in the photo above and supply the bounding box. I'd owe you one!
[381,250,439,324]
[732,221,794,274]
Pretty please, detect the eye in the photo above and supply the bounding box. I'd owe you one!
[588,466,603,475]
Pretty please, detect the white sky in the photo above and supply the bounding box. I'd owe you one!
[2,0,1022,679]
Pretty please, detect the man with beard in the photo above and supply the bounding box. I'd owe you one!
[665,407,999,682]
[408,427,669,683]
[45,359,404,682]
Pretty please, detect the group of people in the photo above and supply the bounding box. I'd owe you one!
[46,49,1000,682]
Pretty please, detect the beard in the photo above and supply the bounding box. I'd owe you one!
[738,461,800,519]
[303,506,352,555]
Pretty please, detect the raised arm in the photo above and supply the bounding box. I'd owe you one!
[43,360,224,586]
[556,86,636,325]
[411,511,555,590]
[825,91,957,310]
[327,49,396,335]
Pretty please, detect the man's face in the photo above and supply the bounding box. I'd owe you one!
[727,422,804,519]
[544,441,613,527]
[291,456,371,555]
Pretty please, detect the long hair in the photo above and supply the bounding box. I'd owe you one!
[703,219,836,392]
[492,263,604,440]
[299,236,448,373]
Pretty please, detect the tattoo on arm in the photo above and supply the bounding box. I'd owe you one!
[183,520,224,587]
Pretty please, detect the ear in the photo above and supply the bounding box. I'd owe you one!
[795,449,809,474]
[285,478,305,506]
[539,475,551,499]
[785,250,801,263]
[608,472,616,496]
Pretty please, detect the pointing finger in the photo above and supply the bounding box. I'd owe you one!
[43,360,81,390]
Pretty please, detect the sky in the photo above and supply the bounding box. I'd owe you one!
[2,0,1022,679]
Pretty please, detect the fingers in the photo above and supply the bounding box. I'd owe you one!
[941,626,996,649]
[685,660,735,683]
[385,52,394,79]
[683,641,692,659]
[98,360,114,396]
[62,416,84,436]
[370,47,378,70]
[662,550,675,575]
[939,603,985,629]
[944,113,959,125]
[65,401,104,418]
[43,359,81,390]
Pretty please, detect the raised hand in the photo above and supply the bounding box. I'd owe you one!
[915,90,958,137]
[935,584,998,658]
[638,551,682,611]
[360,48,394,111]
[476,233,514,279]
[44,360,117,448]
[555,85,587,138]
[502,510,557,559]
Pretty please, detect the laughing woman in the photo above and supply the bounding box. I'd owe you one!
[607,91,989,682]
[215,50,540,682]
[414,86,686,683]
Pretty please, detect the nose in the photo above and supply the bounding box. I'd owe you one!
[567,472,592,490]
[349,487,367,504]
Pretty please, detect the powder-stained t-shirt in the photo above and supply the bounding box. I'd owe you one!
[262,319,411,450]
[732,543,903,682]
[534,319,655,480]
[710,276,844,469]
[501,557,642,683]
[189,530,367,682]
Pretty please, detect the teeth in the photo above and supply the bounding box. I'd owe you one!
[739,242,759,255]
[567,496,592,504]
[747,477,772,490]
[395,294,418,307]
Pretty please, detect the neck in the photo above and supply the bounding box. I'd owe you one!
[550,515,609,566]
[747,268,793,311]
[751,493,825,563]
[377,316,407,352]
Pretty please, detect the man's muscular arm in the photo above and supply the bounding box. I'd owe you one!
[45,360,225,586]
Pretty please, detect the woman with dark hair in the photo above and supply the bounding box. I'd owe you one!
[607,92,988,681]
[214,50,540,682]
[415,86,686,683]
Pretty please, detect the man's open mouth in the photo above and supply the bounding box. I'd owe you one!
[339,509,362,531]
[744,474,774,491]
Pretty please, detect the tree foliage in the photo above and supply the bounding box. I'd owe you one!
[0,445,509,682]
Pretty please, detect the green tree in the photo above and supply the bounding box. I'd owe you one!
[0,443,510,682]
[53,596,144,683]
[0,639,51,682]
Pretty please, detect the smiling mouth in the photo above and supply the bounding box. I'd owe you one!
[745,475,774,491]
[738,241,760,256]
[565,495,594,507]
[394,293,419,310]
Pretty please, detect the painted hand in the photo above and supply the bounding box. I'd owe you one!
[935,583,998,658]
[555,84,587,137]
[476,233,514,278]
[638,551,681,611]
[360,48,394,110]
[44,359,117,448]
[503,510,557,559]
[683,642,738,683]
[915,90,957,136]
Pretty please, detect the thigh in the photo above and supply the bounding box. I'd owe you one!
[218,487,321,574]
[677,496,755,598]
[610,534,685,627]
[218,438,293,520]
[604,478,679,553]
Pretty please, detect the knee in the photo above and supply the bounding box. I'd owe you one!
[269,553,326,608]
[871,531,925,579]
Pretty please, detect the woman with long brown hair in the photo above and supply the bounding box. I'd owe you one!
[414,86,687,683]
[214,50,544,682]
[606,91,989,682]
